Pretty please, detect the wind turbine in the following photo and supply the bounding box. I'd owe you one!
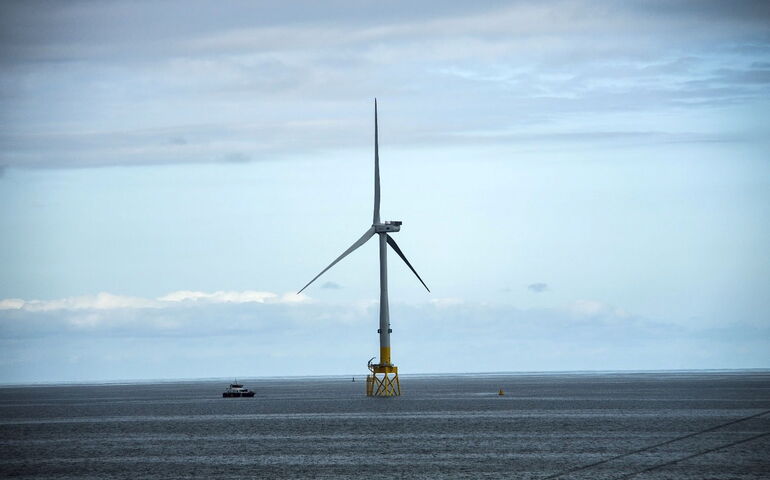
[298,99,429,396]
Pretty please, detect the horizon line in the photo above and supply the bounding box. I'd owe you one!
[2,367,769,388]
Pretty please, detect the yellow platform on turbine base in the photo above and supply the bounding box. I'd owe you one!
[366,364,400,396]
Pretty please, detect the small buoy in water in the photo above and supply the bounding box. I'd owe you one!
[498,388,505,396]
[352,377,355,382]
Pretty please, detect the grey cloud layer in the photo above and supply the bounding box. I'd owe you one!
[1,1,768,168]
[2,295,767,382]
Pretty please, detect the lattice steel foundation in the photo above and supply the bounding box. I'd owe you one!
[366,363,400,397]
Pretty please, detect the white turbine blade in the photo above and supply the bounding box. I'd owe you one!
[373,98,381,224]
[297,227,376,294]
[386,235,430,292]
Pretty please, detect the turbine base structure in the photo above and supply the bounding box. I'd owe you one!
[366,363,400,397]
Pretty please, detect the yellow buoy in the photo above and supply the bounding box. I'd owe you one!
[498,388,504,396]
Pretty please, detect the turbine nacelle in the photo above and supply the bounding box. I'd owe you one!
[374,221,401,233]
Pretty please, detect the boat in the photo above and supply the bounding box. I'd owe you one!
[222,382,255,398]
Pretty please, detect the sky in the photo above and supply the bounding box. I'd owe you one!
[1,0,769,383]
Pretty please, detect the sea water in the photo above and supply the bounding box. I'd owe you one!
[1,372,768,479]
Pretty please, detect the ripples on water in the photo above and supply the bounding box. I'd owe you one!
[1,372,768,479]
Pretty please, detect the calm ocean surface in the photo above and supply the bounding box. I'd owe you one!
[1,372,768,479]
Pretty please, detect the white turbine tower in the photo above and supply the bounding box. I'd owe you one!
[298,99,429,396]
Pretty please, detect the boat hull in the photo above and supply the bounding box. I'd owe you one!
[222,391,255,398]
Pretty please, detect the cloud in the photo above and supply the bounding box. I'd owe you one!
[0,292,160,312]
[0,299,24,309]
[570,299,630,319]
[321,281,342,289]
[3,293,656,342]
[429,298,464,308]
[0,290,306,312]
[222,152,250,163]
[528,283,548,293]
[277,292,309,304]
[157,290,277,304]
[1,295,768,382]
[0,293,346,341]
[0,1,767,168]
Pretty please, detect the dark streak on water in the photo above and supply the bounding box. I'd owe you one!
[1,372,769,479]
